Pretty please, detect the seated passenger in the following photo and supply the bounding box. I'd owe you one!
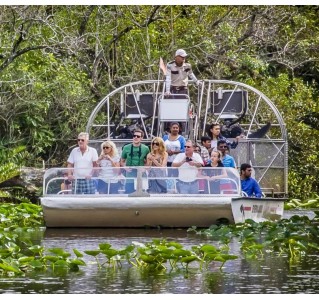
[201,150,227,194]
[240,163,262,198]
[209,122,241,151]
[97,141,120,194]
[172,140,203,194]
[217,140,236,168]
[145,137,168,193]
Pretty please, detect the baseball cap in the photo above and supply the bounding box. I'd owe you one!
[175,49,187,57]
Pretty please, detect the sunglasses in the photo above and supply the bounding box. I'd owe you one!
[133,135,142,138]
[103,146,111,149]
[219,146,228,149]
[152,142,159,146]
[77,139,85,142]
[185,146,192,148]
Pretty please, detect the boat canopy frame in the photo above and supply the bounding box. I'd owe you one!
[85,79,288,196]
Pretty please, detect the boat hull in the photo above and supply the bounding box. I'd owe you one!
[231,197,285,223]
[41,195,235,228]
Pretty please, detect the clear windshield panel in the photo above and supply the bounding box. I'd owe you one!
[43,167,241,196]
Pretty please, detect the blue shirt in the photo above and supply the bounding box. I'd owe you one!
[222,154,236,168]
[241,177,262,198]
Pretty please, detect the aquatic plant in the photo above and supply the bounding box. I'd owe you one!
[285,195,319,209]
[85,239,238,273]
[190,214,319,265]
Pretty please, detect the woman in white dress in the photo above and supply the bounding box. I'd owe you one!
[97,141,120,194]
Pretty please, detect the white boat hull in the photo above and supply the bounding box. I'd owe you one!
[231,197,285,223]
[41,195,286,228]
[41,195,235,228]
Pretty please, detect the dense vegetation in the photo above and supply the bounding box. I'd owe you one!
[1,5,319,199]
[1,202,319,278]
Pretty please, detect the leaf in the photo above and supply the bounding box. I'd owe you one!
[140,255,156,264]
[73,248,83,258]
[84,250,101,257]
[181,256,198,264]
[99,243,112,251]
[0,262,22,274]
[201,244,218,253]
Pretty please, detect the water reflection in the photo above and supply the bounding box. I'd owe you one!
[1,227,319,293]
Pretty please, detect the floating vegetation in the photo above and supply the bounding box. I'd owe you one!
[189,213,319,265]
[1,202,319,278]
[285,195,319,209]
[84,239,237,273]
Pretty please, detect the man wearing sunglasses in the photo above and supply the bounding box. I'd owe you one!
[217,140,236,168]
[120,129,149,193]
[240,163,262,198]
[67,132,99,194]
[172,140,203,194]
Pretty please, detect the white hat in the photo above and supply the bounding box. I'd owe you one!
[175,49,187,57]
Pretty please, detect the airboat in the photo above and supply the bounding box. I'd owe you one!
[41,79,287,227]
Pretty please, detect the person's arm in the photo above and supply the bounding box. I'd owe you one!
[188,65,201,86]
[161,152,168,167]
[145,153,153,167]
[165,64,171,94]
[172,154,186,167]
[209,168,227,181]
[179,136,186,153]
[67,162,74,180]
[253,180,263,198]
[120,158,126,167]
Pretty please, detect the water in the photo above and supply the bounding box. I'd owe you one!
[1,225,319,294]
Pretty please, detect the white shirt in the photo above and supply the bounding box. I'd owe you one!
[165,138,182,163]
[173,153,203,182]
[99,155,120,183]
[67,146,98,178]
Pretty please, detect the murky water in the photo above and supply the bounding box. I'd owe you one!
[1,210,319,293]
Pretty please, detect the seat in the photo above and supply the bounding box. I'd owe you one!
[159,97,190,122]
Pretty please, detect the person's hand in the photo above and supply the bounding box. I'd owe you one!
[165,91,171,96]
[196,80,202,86]
[167,149,174,156]
[67,174,74,180]
[236,134,245,141]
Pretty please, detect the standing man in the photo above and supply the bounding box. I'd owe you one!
[120,129,149,193]
[199,136,211,164]
[67,132,99,194]
[165,49,201,96]
[217,140,236,168]
[240,163,262,198]
[172,140,203,194]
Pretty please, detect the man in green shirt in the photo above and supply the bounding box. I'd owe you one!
[120,129,149,193]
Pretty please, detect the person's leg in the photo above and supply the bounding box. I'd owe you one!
[97,180,108,194]
[110,182,119,194]
[177,182,189,194]
[125,179,135,193]
[84,179,96,194]
[188,181,199,194]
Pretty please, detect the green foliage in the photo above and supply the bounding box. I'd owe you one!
[1,6,319,196]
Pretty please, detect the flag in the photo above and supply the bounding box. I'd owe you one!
[159,57,167,76]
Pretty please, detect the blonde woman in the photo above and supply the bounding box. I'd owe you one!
[97,141,120,194]
[145,137,168,193]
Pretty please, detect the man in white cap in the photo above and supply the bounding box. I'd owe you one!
[165,49,201,97]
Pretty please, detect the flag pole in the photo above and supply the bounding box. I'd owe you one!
[151,57,167,137]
